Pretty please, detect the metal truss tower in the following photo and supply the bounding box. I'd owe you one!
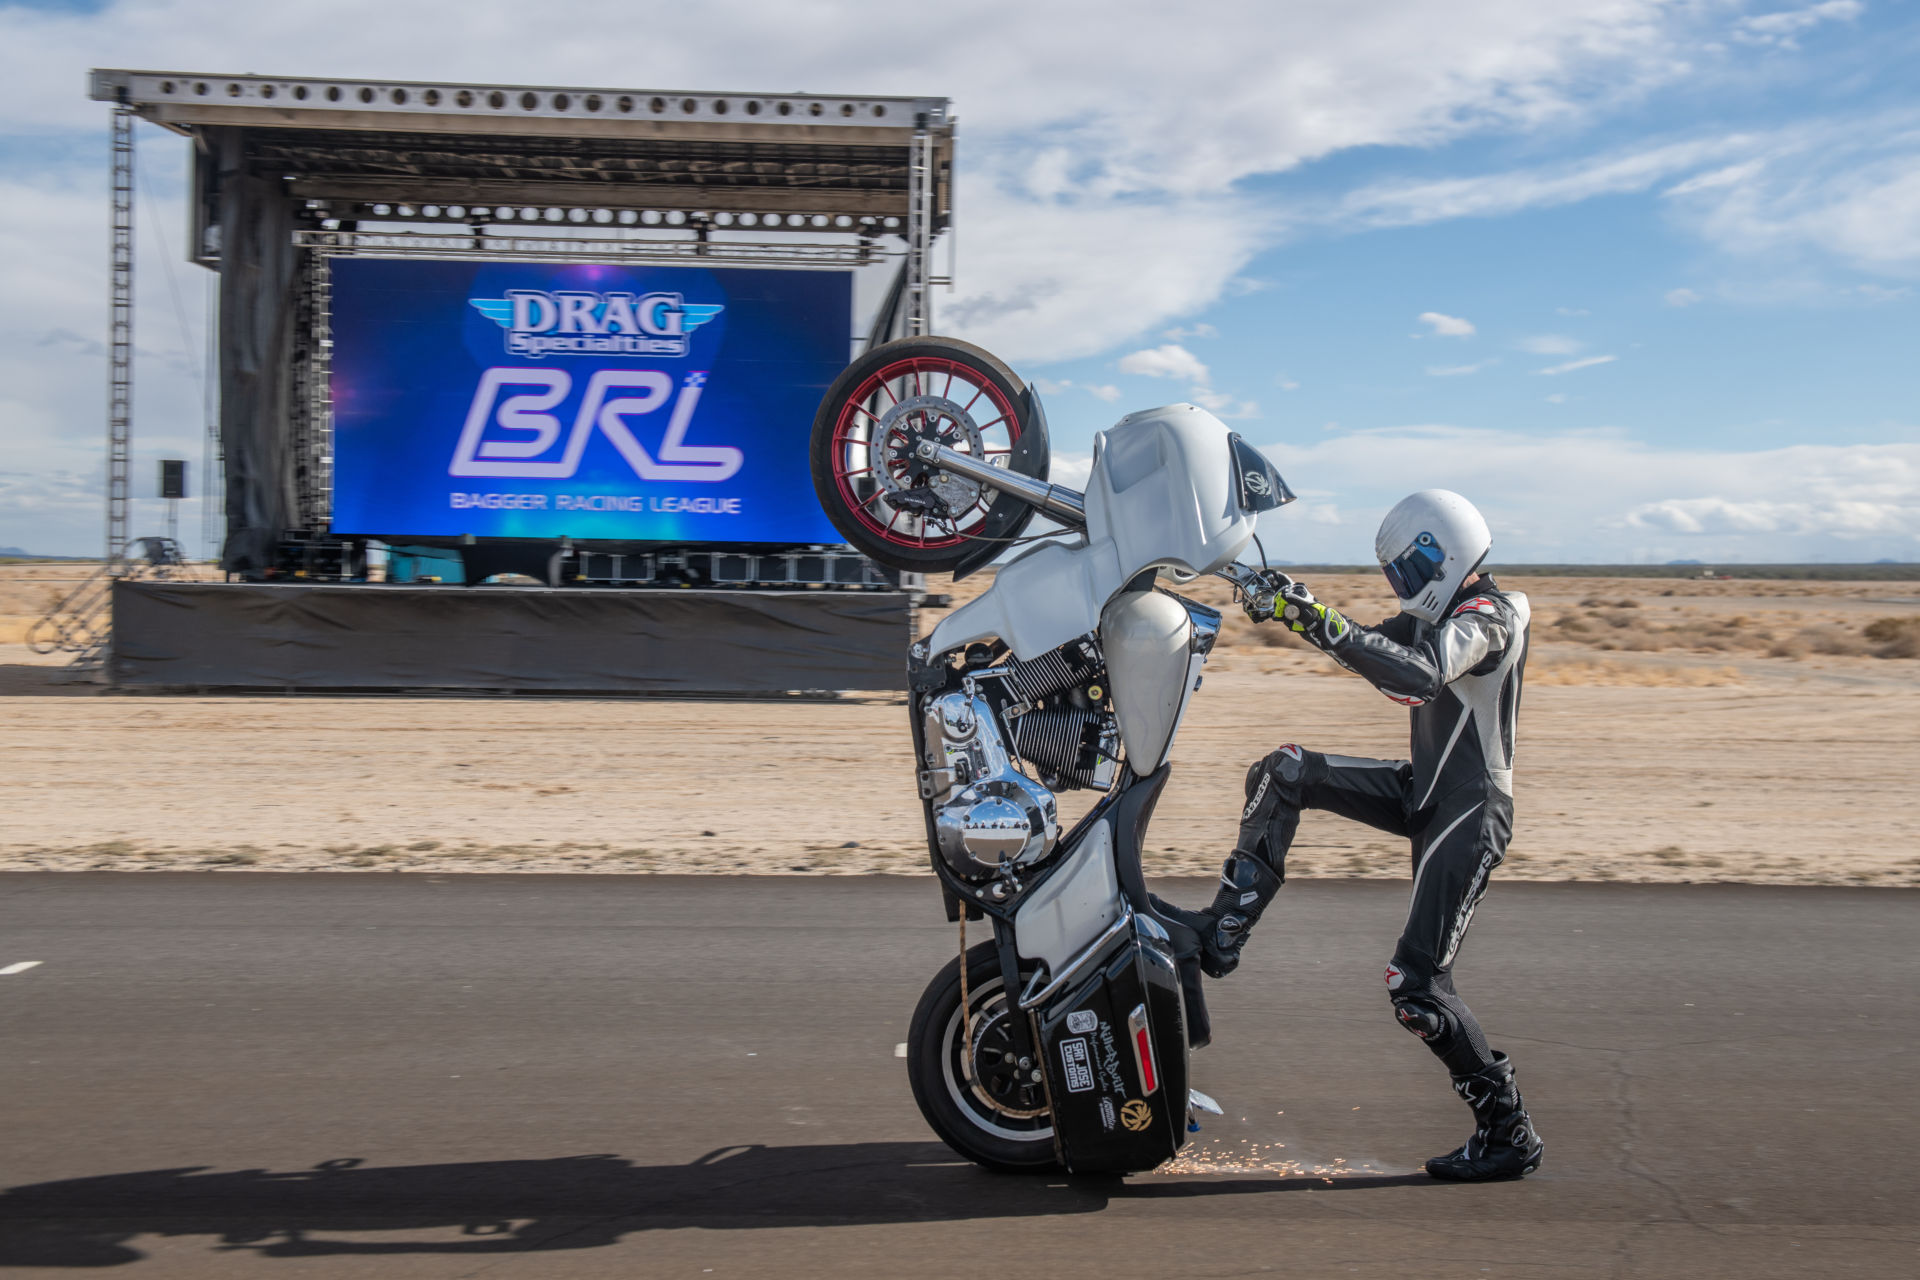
[105,106,134,562]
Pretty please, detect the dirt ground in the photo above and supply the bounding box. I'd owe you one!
[2,566,1915,885]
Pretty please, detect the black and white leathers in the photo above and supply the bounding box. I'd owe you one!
[1327,577,1530,821]
[1237,574,1531,1077]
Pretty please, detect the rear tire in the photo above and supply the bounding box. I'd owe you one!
[810,337,1046,574]
[906,941,1060,1172]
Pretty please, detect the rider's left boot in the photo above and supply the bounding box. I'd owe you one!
[1148,847,1283,979]
[1424,1052,1546,1181]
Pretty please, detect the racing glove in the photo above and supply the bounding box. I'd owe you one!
[1278,583,1349,650]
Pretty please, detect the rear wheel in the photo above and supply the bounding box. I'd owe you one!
[810,337,1046,574]
[906,941,1060,1171]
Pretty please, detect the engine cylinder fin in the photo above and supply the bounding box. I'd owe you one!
[1015,707,1117,791]
[1004,640,1103,703]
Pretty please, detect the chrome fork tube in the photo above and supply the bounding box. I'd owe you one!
[912,441,1088,528]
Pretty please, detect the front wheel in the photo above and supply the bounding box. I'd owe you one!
[906,941,1060,1171]
[810,337,1047,574]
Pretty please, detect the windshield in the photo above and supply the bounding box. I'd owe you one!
[1228,434,1296,514]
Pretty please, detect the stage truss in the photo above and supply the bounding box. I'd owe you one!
[89,69,955,562]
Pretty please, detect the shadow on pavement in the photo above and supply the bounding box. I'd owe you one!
[0,1142,1434,1266]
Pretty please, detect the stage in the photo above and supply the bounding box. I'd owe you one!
[110,581,911,694]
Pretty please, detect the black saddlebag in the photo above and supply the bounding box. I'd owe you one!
[1036,930,1191,1174]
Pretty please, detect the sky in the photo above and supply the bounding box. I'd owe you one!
[0,0,1915,561]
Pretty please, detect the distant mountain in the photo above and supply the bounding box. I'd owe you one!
[0,547,90,559]
[1665,559,1704,565]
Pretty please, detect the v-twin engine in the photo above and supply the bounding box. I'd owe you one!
[920,637,1121,883]
[922,687,1059,880]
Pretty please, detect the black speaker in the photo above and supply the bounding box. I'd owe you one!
[158,459,187,499]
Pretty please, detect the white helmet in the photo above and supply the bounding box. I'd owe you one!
[1374,489,1491,623]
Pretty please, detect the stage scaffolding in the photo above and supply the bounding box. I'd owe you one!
[88,69,955,571]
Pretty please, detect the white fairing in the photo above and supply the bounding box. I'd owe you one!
[1100,590,1196,775]
[1013,819,1120,970]
[927,404,1256,660]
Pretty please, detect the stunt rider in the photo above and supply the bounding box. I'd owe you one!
[1159,489,1545,1181]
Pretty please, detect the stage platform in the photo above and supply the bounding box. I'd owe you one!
[110,581,911,694]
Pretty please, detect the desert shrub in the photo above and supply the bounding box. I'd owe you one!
[1864,616,1920,658]
[1796,626,1871,656]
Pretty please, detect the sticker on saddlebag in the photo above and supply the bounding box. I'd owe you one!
[1059,1038,1095,1093]
[1066,1009,1097,1034]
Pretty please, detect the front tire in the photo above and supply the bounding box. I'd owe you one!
[810,337,1046,574]
[906,941,1060,1172]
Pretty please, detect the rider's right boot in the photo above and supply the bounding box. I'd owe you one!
[1424,1052,1546,1181]
[1148,847,1284,979]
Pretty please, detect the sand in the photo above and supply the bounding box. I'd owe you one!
[2,569,1915,885]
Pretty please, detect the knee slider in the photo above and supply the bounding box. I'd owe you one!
[1392,995,1451,1042]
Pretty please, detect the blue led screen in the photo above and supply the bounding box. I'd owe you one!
[329,259,851,543]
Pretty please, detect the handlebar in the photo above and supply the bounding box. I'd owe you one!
[1212,562,1295,617]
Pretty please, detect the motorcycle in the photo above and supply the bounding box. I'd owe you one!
[810,336,1297,1174]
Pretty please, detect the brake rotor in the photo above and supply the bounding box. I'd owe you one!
[869,393,986,523]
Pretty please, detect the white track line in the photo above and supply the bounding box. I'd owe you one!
[0,961,43,975]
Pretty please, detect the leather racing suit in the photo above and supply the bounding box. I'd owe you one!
[1230,575,1531,1077]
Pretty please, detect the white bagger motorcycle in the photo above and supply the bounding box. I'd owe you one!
[810,336,1296,1174]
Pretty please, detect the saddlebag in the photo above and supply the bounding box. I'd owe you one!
[1035,929,1190,1173]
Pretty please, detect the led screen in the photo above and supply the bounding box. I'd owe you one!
[329,258,851,543]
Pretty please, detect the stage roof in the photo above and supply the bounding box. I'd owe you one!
[89,70,953,223]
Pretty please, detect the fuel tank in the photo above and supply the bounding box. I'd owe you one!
[1099,590,1197,775]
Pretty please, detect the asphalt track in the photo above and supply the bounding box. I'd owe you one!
[0,874,1912,1278]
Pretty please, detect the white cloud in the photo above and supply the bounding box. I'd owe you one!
[1516,334,1583,355]
[1426,361,1495,377]
[1544,393,1569,404]
[1417,311,1476,337]
[1665,287,1704,306]
[1538,355,1619,375]
[1253,427,1920,562]
[1118,344,1211,381]
[1275,375,1301,391]
[1188,385,1261,420]
[1162,323,1218,341]
[1035,377,1127,405]
[1733,1,1863,49]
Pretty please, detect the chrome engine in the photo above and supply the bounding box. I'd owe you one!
[921,685,1060,881]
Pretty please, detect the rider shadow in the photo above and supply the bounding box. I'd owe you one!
[0,1142,1435,1267]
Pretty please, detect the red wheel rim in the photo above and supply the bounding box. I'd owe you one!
[828,356,1021,551]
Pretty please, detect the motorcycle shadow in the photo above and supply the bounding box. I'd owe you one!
[0,1142,1433,1267]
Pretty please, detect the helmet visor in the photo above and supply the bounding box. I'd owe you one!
[1382,531,1445,600]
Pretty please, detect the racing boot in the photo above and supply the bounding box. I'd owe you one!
[1424,1052,1545,1181]
[1148,846,1284,979]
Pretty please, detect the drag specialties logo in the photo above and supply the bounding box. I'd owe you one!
[449,367,742,483]
[469,290,723,359]
[1066,1009,1097,1034]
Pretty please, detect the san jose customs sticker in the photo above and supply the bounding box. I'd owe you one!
[1059,1038,1095,1093]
